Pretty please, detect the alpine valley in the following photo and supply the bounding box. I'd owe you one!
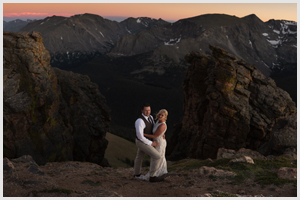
[4,12,297,151]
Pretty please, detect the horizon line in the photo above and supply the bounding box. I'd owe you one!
[3,12,297,23]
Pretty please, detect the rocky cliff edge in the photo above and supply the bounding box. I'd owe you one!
[3,31,111,166]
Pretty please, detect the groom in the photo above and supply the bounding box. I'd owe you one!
[133,103,164,182]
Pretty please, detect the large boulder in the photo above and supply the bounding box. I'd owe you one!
[3,31,110,166]
[168,45,296,160]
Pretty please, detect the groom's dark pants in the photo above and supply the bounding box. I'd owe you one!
[134,139,161,177]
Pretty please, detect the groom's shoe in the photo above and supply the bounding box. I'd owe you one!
[134,174,141,178]
[149,176,164,182]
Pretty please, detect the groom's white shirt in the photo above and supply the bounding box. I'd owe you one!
[135,113,154,146]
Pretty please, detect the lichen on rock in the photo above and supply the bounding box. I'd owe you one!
[168,45,296,160]
[3,31,111,166]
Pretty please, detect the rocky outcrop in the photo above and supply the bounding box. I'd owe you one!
[258,115,297,155]
[3,31,110,166]
[217,148,267,160]
[198,166,237,177]
[277,167,297,180]
[229,156,255,164]
[168,45,296,160]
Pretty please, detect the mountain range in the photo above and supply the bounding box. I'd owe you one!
[3,19,36,32]
[4,13,297,143]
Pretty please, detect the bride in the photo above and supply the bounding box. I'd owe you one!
[137,109,168,181]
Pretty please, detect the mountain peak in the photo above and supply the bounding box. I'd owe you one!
[179,13,244,27]
[243,13,259,18]
[242,14,264,23]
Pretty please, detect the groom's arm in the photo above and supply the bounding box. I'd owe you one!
[135,119,154,146]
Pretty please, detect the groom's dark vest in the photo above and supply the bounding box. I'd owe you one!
[139,115,153,135]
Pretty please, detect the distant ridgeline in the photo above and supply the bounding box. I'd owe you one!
[5,13,297,147]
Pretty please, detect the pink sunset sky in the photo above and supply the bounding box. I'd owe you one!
[2,2,298,22]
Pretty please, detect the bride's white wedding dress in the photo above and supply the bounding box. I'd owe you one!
[137,121,168,181]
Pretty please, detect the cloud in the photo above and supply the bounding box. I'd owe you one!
[4,12,49,18]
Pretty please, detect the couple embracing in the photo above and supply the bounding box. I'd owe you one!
[133,103,168,182]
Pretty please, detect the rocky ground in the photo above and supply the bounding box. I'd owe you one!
[3,155,297,197]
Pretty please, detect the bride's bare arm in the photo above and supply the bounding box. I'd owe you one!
[144,123,166,139]
[144,133,155,139]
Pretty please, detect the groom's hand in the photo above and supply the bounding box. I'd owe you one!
[151,141,160,147]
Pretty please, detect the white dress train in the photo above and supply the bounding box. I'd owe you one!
[137,121,168,181]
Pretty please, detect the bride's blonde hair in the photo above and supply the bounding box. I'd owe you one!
[155,109,168,121]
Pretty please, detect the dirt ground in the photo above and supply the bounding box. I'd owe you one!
[3,159,297,197]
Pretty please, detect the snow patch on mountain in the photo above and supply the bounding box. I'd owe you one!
[99,31,105,38]
[249,40,253,49]
[126,27,132,34]
[164,37,181,45]
[280,21,297,35]
[267,39,281,48]
[136,18,149,27]
[284,21,297,26]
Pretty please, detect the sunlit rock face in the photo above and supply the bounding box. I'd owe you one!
[168,45,296,160]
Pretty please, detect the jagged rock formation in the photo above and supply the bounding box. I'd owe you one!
[168,46,296,160]
[3,31,110,166]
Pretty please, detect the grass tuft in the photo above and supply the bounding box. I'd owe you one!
[167,156,297,187]
[255,171,296,186]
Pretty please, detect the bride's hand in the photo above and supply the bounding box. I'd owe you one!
[151,141,160,147]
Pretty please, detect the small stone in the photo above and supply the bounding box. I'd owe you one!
[3,158,15,171]
[277,167,297,180]
[229,156,255,164]
[203,193,213,197]
[199,166,236,177]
